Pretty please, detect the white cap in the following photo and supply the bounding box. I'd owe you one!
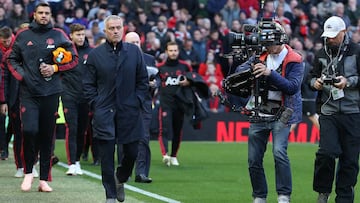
[321,16,346,38]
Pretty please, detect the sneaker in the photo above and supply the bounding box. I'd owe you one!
[66,164,76,175]
[32,166,39,178]
[278,195,290,203]
[14,168,24,178]
[162,155,170,167]
[253,197,267,203]
[170,157,179,166]
[317,193,330,203]
[75,161,83,175]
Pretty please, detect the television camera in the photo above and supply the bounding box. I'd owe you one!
[220,18,290,122]
[223,18,288,97]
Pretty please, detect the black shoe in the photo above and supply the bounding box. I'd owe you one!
[93,160,100,166]
[114,171,125,202]
[51,155,59,166]
[82,153,88,161]
[135,174,152,183]
[0,150,8,160]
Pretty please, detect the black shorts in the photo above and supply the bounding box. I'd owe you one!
[302,101,316,116]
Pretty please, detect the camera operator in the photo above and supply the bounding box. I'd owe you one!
[236,22,304,203]
[309,16,360,203]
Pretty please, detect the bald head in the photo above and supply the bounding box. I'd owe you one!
[124,32,141,49]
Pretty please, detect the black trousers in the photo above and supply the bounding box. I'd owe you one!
[0,114,6,154]
[21,94,59,181]
[158,105,184,157]
[135,111,152,176]
[62,96,89,165]
[8,99,22,168]
[313,113,360,202]
[99,139,138,199]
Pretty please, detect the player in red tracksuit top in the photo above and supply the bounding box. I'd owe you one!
[157,41,192,167]
[7,2,78,192]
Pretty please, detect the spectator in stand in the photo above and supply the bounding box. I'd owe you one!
[117,2,137,24]
[54,13,70,35]
[206,0,227,20]
[236,0,259,18]
[307,19,323,43]
[174,21,191,44]
[201,83,226,113]
[91,21,106,46]
[8,2,29,33]
[200,17,212,32]
[174,0,199,20]
[152,19,168,50]
[284,0,298,31]
[244,9,258,25]
[220,0,240,28]
[202,62,224,88]
[334,2,351,28]
[211,13,223,31]
[308,5,324,25]
[206,30,223,63]
[275,3,291,27]
[22,0,36,19]
[293,10,309,42]
[178,8,197,34]
[193,29,207,63]
[123,20,145,46]
[85,28,95,46]
[0,7,10,27]
[351,30,360,44]
[62,23,93,176]
[167,9,180,31]
[72,7,89,29]
[218,20,230,39]
[198,0,209,18]
[345,0,360,27]
[58,0,76,25]
[274,0,292,14]
[316,0,336,19]
[88,7,108,32]
[87,2,111,21]
[262,0,275,18]
[298,0,313,14]
[198,51,224,78]
[147,1,162,27]
[179,39,201,72]
[137,10,152,34]
[7,2,78,192]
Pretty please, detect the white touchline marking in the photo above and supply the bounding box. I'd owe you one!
[57,162,181,203]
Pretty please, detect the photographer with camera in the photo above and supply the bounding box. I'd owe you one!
[309,16,360,203]
[235,22,303,203]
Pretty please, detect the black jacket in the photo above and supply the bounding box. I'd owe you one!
[61,39,93,103]
[83,41,149,143]
[7,21,78,97]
